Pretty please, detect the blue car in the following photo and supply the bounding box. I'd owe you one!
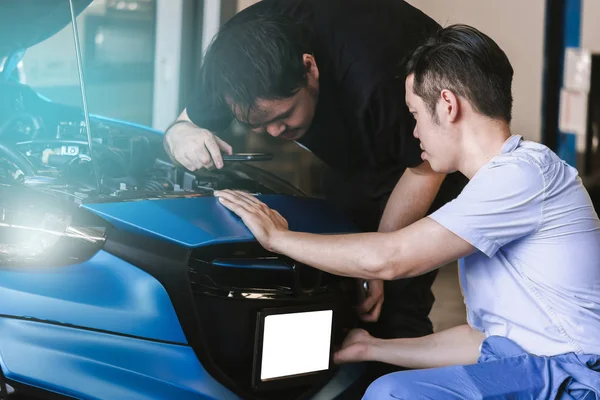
[0,1,364,399]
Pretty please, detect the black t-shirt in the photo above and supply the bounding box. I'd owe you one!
[187,1,456,334]
[187,0,439,172]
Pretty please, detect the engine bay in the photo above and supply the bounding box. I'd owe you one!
[0,81,298,204]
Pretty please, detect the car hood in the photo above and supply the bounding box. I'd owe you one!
[0,0,92,59]
[83,195,358,248]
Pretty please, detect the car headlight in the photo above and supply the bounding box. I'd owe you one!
[0,208,105,266]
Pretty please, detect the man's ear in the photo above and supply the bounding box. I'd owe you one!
[303,54,319,81]
[440,89,459,123]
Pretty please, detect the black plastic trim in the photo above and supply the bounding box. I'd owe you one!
[103,227,350,400]
[3,378,75,400]
[102,227,260,400]
[0,365,7,400]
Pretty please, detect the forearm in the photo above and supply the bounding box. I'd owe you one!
[271,216,473,281]
[379,164,445,232]
[273,231,391,279]
[280,165,443,280]
[367,324,484,369]
[217,184,474,281]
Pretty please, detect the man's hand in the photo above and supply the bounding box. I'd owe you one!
[334,325,484,369]
[357,279,384,322]
[333,329,374,364]
[164,120,232,171]
[214,190,289,251]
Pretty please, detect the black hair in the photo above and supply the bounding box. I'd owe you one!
[405,24,514,123]
[200,13,312,122]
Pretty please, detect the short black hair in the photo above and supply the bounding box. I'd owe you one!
[200,13,312,122]
[405,24,514,123]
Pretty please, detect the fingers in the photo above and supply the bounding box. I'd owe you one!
[215,190,265,209]
[357,293,379,315]
[178,153,198,172]
[172,139,212,171]
[333,329,372,364]
[216,136,233,155]
[216,190,284,252]
[216,190,290,233]
[204,136,224,169]
[194,144,215,170]
[166,124,231,171]
[332,348,355,364]
[216,193,255,217]
[216,190,258,207]
[360,299,383,323]
[229,190,263,205]
[357,280,384,322]
[215,191,256,214]
[271,209,289,230]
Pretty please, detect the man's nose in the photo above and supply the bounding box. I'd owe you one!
[413,127,419,138]
[266,123,286,138]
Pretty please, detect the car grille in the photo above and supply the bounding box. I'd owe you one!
[188,243,357,399]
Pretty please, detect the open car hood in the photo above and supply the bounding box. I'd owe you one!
[0,0,92,59]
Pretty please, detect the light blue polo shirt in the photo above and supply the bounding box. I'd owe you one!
[430,135,600,357]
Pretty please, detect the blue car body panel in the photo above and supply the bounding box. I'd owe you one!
[0,317,237,400]
[83,195,358,247]
[0,193,360,398]
[1,61,362,395]
[0,250,187,344]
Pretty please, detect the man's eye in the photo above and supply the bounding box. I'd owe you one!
[239,121,261,130]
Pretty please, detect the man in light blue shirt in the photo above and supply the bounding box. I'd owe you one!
[431,134,600,359]
[214,24,600,398]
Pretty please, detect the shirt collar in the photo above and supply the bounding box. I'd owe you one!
[501,135,523,154]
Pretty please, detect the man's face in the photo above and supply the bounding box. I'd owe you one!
[236,85,318,141]
[231,54,320,141]
[405,74,456,173]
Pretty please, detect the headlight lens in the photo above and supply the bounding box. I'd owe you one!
[0,207,105,266]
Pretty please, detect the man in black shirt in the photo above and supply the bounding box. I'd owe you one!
[164,0,465,347]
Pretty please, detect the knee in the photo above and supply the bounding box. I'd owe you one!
[362,371,415,400]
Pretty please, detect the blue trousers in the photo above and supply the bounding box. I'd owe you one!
[363,336,600,399]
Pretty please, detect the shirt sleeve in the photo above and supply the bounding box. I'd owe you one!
[429,160,545,257]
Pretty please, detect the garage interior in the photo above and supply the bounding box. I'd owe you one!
[11,0,475,332]
[16,0,600,333]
